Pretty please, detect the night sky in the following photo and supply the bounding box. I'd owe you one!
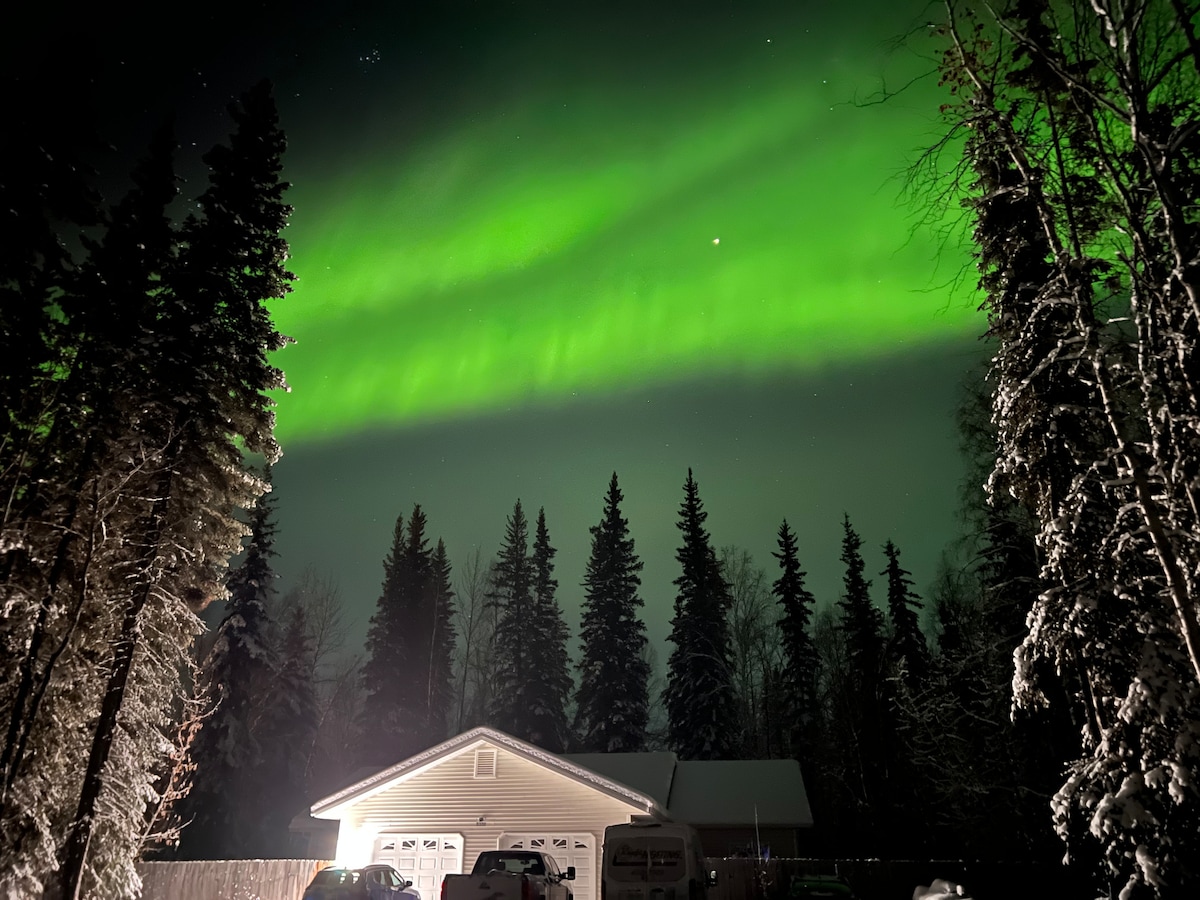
[25,1,987,655]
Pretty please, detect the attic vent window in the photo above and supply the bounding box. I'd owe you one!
[474,749,497,778]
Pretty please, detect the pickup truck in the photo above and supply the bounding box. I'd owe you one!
[441,850,575,900]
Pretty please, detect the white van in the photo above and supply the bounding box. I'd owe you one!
[601,822,716,900]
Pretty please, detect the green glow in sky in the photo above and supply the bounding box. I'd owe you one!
[269,14,976,444]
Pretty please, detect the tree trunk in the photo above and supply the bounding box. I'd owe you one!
[49,467,171,900]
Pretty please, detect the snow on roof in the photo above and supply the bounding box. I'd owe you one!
[561,752,678,808]
[665,759,812,827]
[310,726,661,819]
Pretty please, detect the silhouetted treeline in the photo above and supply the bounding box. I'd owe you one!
[210,450,1075,866]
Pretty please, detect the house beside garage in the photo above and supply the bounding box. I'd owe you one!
[563,753,811,859]
[302,726,812,900]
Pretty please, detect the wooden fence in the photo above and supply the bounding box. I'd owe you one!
[706,857,1090,900]
[136,858,334,900]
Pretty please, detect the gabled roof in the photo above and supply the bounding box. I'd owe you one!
[309,726,662,820]
[310,727,812,829]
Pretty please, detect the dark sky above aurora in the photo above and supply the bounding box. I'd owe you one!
[29,0,990,656]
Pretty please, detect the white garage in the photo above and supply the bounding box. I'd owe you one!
[310,728,659,900]
[373,833,465,900]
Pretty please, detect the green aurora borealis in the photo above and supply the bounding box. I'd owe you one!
[269,3,978,443]
[61,0,989,647]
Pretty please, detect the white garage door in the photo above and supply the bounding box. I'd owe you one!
[374,833,464,900]
[498,833,596,900]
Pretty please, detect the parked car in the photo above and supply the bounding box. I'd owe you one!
[787,874,857,899]
[303,864,421,900]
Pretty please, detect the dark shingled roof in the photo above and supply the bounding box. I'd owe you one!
[564,753,811,827]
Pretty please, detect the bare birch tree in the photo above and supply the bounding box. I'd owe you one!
[453,547,498,731]
[931,1,1200,893]
[720,546,783,758]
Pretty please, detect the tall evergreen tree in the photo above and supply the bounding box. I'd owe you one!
[0,122,179,813]
[256,602,320,855]
[876,539,928,856]
[837,516,883,676]
[525,509,573,752]
[488,501,535,737]
[0,82,291,898]
[50,81,290,899]
[360,504,456,759]
[426,539,457,742]
[0,81,102,466]
[359,511,418,764]
[1,125,181,899]
[772,519,817,759]
[664,470,736,760]
[833,515,888,848]
[881,540,927,686]
[396,505,434,739]
[177,469,280,860]
[575,473,650,752]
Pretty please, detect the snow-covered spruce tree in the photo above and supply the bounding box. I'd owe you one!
[177,467,280,860]
[575,472,650,753]
[487,501,536,738]
[934,1,1200,894]
[772,520,818,762]
[664,470,736,760]
[0,123,179,899]
[19,79,290,900]
[0,57,105,845]
[524,509,573,752]
[0,118,176,790]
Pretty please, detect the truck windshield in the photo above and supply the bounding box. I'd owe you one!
[607,838,686,883]
[480,854,545,875]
